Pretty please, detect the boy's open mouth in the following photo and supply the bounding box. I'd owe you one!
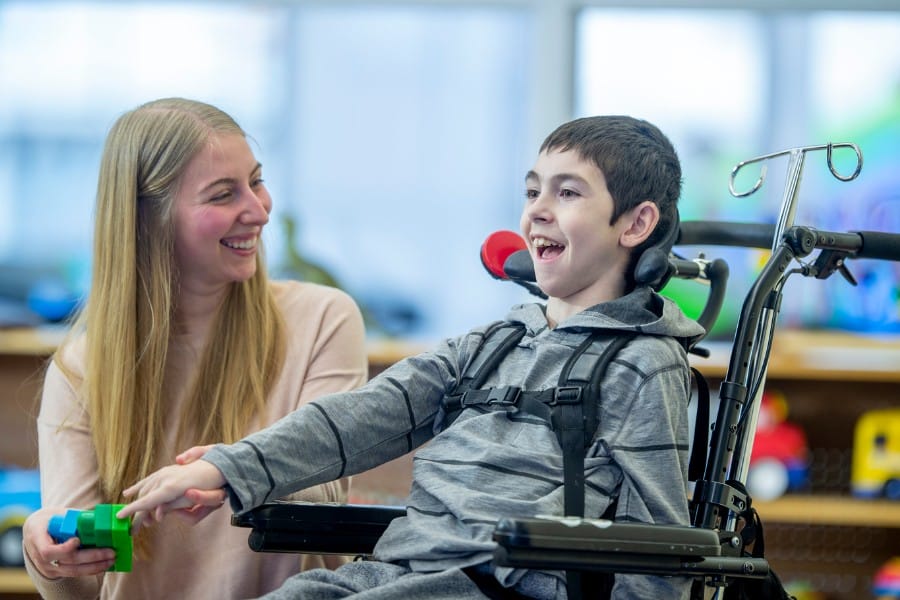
[533,236,565,260]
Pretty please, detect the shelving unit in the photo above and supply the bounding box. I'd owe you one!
[692,330,900,599]
[1,327,897,599]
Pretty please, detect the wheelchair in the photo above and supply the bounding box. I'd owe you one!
[232,142,900,599]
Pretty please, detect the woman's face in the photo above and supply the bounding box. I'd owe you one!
[172,132,271,292]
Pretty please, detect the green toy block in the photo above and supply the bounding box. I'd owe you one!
[47,503,132,572]
[108,504,133,572]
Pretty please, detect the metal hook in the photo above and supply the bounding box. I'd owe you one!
[826,142,863,182]
[729,159,768,198]
[729,143,863,198]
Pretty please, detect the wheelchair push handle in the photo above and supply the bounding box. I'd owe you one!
[851,230,900,262]
[781,227,900,263]
[677,221,774,250]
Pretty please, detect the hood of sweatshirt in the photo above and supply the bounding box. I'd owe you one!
[506,286,707,349]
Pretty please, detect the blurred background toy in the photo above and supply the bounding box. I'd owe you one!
[874,556,900,599]
[852,408,900,500]
[746,390,810,501]
[0,467,41,567]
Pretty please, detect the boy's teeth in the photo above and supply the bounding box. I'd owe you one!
[533,237,560,248]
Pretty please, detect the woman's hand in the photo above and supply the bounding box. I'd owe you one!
[116,459,226,531]
[22,508,115,579]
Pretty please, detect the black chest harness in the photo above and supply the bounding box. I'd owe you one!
[440,321,710,517]
[441,322,637,519]
[439,322,710,599]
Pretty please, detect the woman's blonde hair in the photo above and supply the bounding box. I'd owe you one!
[59,98,285,537]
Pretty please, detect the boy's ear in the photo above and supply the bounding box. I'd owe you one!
[619,201,660,248]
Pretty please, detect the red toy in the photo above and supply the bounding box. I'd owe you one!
[746,391,810,500]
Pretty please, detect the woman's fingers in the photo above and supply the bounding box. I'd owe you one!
[44,545,116,578]
[172,501,222,526]
[23,510,116,579]
[176,444,215,465]
[184,487,227,507]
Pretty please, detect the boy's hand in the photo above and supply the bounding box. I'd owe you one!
[117,460,226,531]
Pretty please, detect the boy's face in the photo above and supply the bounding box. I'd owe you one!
[521,148,632,307]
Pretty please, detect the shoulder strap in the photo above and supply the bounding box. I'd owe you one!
[554,332,637,518]
[442,323,526,427]
[554,332,636,600]
[689,366,711,482]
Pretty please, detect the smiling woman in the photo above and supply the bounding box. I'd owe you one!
[172,134,272,293]
[20,98,369,600]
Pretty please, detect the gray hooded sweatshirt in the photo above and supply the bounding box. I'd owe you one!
[206,286,706,599]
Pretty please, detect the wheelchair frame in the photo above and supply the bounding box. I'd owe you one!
[232,142,900,598]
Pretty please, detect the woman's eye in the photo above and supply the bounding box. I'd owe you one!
[525,189,539,200]
[251,177,265,189]
[559,188,579,198]
[210,191,232,203]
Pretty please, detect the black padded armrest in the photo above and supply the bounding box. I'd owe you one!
[231,501,406,555]
[493,516,768,579]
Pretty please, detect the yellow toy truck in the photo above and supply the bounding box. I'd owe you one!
[851,408,900,500]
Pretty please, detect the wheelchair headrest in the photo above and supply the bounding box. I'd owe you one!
[633,211,681,291]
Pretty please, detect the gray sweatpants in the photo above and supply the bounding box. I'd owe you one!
[254,560,563,600]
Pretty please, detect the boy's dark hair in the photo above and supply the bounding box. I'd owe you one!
[539,115,682,288]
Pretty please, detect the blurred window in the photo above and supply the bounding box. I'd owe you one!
[577,8,900,335]
[0,2,533,339]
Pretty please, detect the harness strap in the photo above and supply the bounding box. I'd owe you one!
[689,366,711,482]
[553,332,635,600]
[462,324,527,392]
[555,333,636,518]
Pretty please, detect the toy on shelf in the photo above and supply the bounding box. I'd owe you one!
[874,556,900,598]
[0,467,41,567]
[852,407,900,500]
[746,390,810,501]
[48,504,133,572]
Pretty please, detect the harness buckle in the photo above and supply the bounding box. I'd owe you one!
[484,386,521,406]
[550,386,582,405]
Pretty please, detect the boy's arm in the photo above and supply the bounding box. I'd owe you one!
[119,335,471,521]
[206,344,461,512]
[275,285,369,506]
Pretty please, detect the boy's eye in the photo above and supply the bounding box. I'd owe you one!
[251,177,265,189]
[559,188,579,198]
[525,188,539,200]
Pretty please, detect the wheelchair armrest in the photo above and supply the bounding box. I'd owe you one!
[231,501,406,555]
[492,516,769,579]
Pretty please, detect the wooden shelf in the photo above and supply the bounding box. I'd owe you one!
[0,569,35,593]
[754,495,900,528]
[366,338,427,368]
[7,326,898,383]
[0,326,65,356]
[691,330,900,383]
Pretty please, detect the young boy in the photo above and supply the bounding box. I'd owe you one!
[119,115,704,599]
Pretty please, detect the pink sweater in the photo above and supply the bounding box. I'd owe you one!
[26,281,369,599]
